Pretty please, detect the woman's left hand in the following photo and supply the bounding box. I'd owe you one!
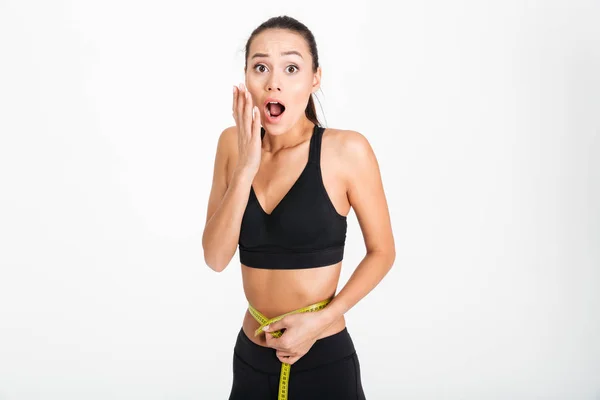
[263,311,332,365]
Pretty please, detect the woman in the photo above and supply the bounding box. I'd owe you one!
[202,15,395,400]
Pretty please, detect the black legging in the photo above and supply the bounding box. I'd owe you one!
[228,326,367,399]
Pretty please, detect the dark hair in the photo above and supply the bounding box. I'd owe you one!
[244,16,322,127]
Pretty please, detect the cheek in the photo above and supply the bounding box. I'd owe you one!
[288,78,310,93]
[246,81,260,95]
[288,84,312,109]
[245,82,263,106]
[245,75,264,92]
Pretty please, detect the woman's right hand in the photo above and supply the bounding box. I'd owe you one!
[232,83,262,176]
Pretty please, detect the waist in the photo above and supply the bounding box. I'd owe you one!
[243,291,346,344]
[243,308,346,348]
[237,304,352,374]
[240,263,342,317]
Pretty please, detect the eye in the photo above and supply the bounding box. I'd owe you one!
[253,64,267,73]
[252,63,298,74]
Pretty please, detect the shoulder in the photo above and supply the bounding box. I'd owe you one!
[322,127,379,190]
[217,125,238,149]
[216,124,245,158]
[322,127,376,166]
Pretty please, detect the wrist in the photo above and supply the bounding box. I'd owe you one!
[233,166,256,184]
[321,303,342,327]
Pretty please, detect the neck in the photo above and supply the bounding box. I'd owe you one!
[262,116,315,153]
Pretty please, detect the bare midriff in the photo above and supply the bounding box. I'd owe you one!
[241,261,346,348]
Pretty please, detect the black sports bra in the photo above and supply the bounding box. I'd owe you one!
[238,124,347,269]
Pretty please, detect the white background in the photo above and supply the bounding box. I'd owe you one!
[1,0,599,399]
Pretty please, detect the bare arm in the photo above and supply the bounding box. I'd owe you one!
[203,85,262,272]
[202,127,254,272]
[320,130,396,323]
[259,129,397,362]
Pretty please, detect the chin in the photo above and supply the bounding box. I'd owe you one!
[263,121,288,134]
[263,115,301,134]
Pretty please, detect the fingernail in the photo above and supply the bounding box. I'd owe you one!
[263,325,270,331]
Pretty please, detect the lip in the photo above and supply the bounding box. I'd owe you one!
[263,97,286,124]
[263,97,286,110]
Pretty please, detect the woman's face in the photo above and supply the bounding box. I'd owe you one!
[245,29,320,132]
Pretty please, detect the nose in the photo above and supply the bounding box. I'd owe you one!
[266,73,282,92]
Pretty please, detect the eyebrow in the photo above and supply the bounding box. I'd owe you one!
[251,50,304,60]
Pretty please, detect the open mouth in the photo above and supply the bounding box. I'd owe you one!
[265,101,286,118]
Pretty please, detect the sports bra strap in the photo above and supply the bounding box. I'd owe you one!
[308,125,322,166]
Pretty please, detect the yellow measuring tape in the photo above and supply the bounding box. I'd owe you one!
[248,297,332,400]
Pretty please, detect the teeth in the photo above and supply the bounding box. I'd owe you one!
[266,101,284,118]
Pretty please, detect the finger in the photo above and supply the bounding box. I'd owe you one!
[243,90,253,136]
[236,84,244,127]
[252,106,261,137]
[277,355,293,364]
[263,317,286,333]
[280,355,300,365]
[232,85,238,121]
[236,84,245,130]
[276,350,294,358]
[273,337,291,352]
[264,332,279,349]
[265,333,287,351]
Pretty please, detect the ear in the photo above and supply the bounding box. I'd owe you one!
[311,66,322,93]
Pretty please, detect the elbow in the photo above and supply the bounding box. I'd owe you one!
[213,264,227,273]
[201,231,238,272]
[203,247,233,273]
[388,250,396,268]
[389,246,396,266]
[368,247,396,269]
[381,250,395,269]
[385,239,397,267]
[202,235,225,272]
[203,252,227,273]
[387,244,396,267]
